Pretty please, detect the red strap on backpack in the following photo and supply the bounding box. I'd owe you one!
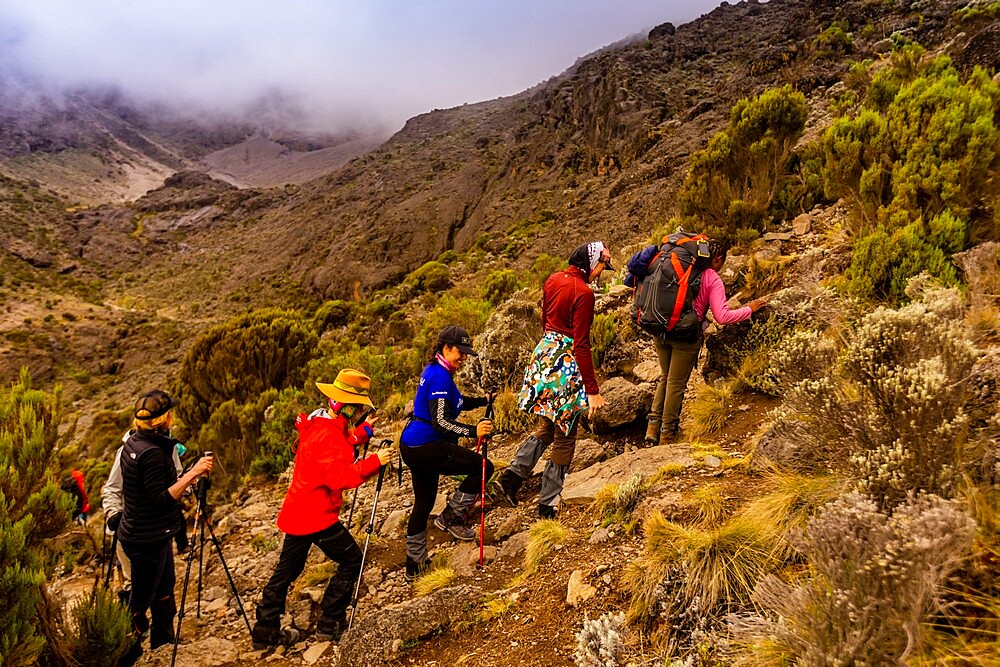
[668,252,692,331]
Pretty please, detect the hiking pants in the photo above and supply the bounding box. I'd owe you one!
[651,336,702,434]
[401,439,494,538]
[254,522,361,638]
[505,416,579,508]
[120,539,176,664]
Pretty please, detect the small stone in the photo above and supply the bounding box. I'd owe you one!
[566,570,597,606]
[738,404,750,412]
[302,641,330,665]
[763,232,793,242]
[704,455,722,468]
[589,527,611,544]
[792,213,811,236]
[203,586,227,602]
[602,574,612,585]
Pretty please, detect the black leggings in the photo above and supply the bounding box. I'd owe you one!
[401,439,494,537]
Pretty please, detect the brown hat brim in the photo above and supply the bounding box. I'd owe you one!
[316,382,375,408]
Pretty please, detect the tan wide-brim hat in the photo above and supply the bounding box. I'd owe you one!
[316,368,375,408]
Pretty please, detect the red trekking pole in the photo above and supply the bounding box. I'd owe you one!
[477,389,498,569]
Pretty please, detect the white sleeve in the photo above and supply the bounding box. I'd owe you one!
[102,447,125,516]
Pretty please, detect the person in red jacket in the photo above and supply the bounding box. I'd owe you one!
[251,369,395,649]
[61,469,90,525]
[492,241,613,518]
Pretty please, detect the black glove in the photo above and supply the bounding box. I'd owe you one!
[174,529,189,555]
[106,512,122,532]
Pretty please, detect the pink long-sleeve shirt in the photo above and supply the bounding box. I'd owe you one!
[692,269,752,325]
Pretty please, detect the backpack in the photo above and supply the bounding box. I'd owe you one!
[633,232,712,342]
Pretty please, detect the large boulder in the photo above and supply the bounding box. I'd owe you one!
[338,585,478,666]
[468,290,542,390]
[590,377,654,433]
[561,445,694,504]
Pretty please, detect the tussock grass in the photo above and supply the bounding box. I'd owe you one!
[691,483,725,527]
[522,519,569,575]
[591,474,645,534]
[646,462,687,488]
[478,594,517,623]
[738,468,847,547]
[681,381,734,440]
[742,256,789,300]
[413,566,457,596]
[626,511,780,625]
[293,561,338,594]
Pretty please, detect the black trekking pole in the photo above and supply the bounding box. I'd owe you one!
[195,507,207,619]
[104,529,118,590]
[346,440,371,528]
[171,476,208,667]
[348,440,391,631]
[477,389,498,570]
[202,511,252,636]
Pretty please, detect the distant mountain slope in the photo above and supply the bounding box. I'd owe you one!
[0,77,382,201]
[201,132,387,188]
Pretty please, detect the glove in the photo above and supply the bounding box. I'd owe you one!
[174,530,189,555]
[106,512,121,532]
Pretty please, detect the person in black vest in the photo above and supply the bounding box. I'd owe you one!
[118,390,212,666]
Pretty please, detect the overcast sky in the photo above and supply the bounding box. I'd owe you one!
[0,0,724,132]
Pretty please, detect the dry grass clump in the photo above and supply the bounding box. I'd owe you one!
[691,483,725,527]
[591,474,645,534]
[626,511,779,627]
[742,255,790,300]
[956,242,1000,343]
[521,519,569,576]
[413,562,457,596]
[681,381,734,439]
[735,492,977,665]
[646,462,688,488]
[492,387,533,434]
[478,593,518,623]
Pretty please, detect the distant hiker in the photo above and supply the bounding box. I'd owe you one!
[118,390,213,667]
[636,237,765,444]
[252,369,394,648]
[61,469,90,525]
[492,241,613,519]
[399,325,494,580]
[103,433,186,603]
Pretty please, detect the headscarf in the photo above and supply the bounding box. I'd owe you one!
[568,241,612,280]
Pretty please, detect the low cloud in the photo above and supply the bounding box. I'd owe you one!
[0,0,723,133]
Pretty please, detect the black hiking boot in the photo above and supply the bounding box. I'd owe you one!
[251,624,300,651]
[537,503,557,520]
[404,556,431,582]
[490,470,522,507]
[315,617,346,642]
[434,506,476,541]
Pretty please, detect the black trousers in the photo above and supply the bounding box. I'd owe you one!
[401,439,494,537]
[254,522,361,638]
[120,539,176,665]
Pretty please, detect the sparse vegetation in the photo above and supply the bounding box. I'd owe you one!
[521,519,569,577]
[681,380,734,440]
[592,474,645,534]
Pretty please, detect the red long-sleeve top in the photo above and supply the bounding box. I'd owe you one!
[541,265,599,395]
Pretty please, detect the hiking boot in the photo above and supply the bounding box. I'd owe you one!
[434,507,476,541]
[645,417,662,445]
[404,556,431,582]
[315,619,345,642]
[660,427,679,446]
[490,471,522,507]
[537,504,557,520]
[251,624,300,651]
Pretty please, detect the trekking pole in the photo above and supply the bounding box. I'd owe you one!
[477,389,498,569]
[171,477,208,667]
[104,530,118,590]
[348,440,391,631]
[346,440,371,528]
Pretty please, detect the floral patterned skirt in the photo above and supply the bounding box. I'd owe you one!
[518,331,588,436]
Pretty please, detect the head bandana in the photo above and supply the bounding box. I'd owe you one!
[568,241,610,279]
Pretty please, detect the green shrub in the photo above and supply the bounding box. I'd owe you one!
[823,51,1000,301]
[249,387,310,478]
[679,85,809,236]
[0,370,76,666]
[307,341,423,415]
[64,587,131,665]
[772,141,828,220]
[195,390,278,492]
[416,295,492,350]
[481,269,523,306]
[313,299,355,331]
[175,309,317,438]
[590,313,617,368]
[528,253,564,288]
[813,23,853,58]
[405,261,451,293]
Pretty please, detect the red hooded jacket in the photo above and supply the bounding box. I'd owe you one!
[276,410,381,536]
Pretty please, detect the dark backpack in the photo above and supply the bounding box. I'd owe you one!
[633,232,711,342]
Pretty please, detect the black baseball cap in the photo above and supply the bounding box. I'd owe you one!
[134,389,180,420]
[437,325,478,356]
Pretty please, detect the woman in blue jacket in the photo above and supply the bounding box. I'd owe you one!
[400,326,493,580]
